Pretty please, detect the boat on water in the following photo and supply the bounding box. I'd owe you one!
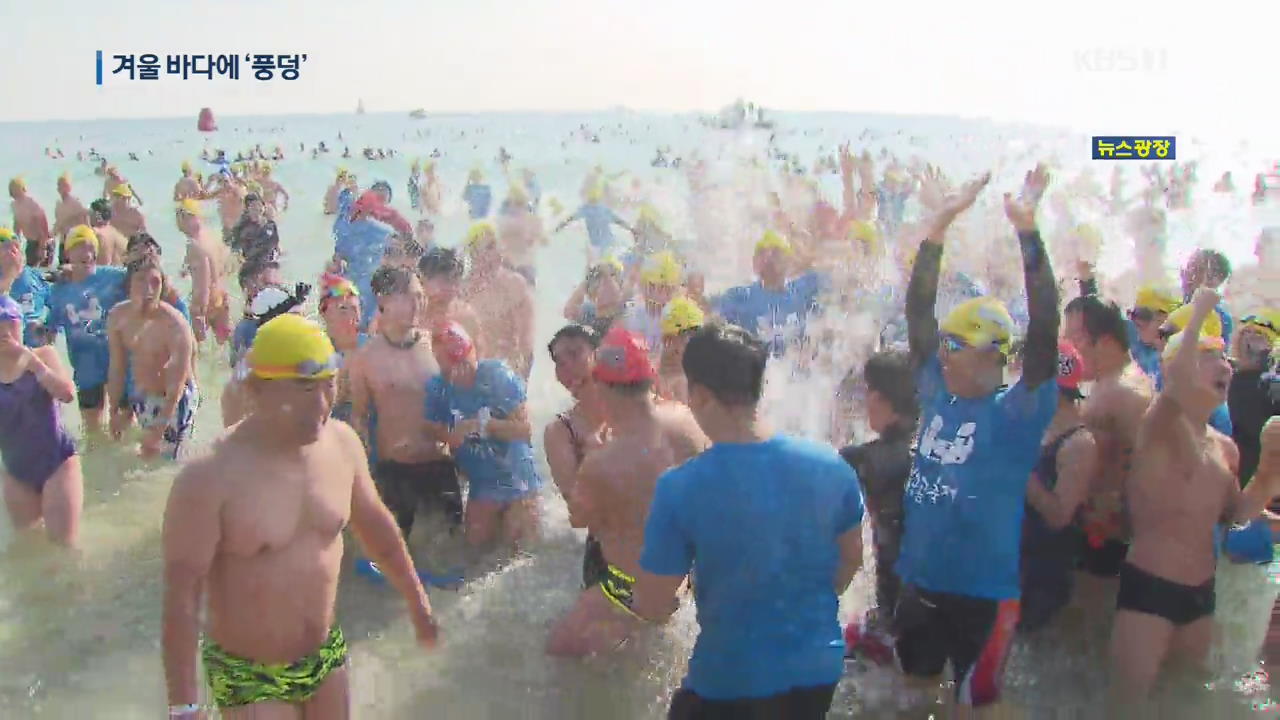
[356,99,366,115]
[409,108,427,119]
[704,99,773,130]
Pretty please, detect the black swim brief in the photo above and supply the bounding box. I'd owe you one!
[373,459,463,538]
[1116,561,1215,626]
[667,683,836,720]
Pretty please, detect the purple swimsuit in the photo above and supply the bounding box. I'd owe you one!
[0,371,76,490]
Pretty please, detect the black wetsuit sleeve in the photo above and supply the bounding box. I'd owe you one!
[1019,230,1060,388]
[905,240,944,371]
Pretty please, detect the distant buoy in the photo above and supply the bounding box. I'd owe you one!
[197,107,217,132]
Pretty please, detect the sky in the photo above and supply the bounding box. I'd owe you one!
[2,0,1276,136]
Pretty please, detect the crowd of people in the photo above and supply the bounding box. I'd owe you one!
[2,139,1279,719]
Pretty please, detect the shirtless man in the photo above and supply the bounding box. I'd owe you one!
[347,267,462,541]
[1063,294,1155,583]
[496,186,546,286]
[205,171,247,242]
[177,199,232,345]
[543,324,609,588]
[162,314,437,719]
[547,328,708,656]
[102,165,127,199]
[461,222,534,378]
[106,257,197,460]
[258,164,290,214]
[88,199,127,266]
[10,177,52,267]
[1110,287,1280,703]
[52,174,89,247]
[416,247,484,348]
[173,161,202,202]
[108,184,147,239]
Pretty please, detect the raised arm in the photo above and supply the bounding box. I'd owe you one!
[1004,164,1060,388]
[29,345,75,403]
[162,459,222,711]
[1163,286,1218,410]
[906,172,992,369]
[1231,419,1280,524]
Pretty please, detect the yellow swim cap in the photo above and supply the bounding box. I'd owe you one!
[939,297,1016,356]
[593,256,624,276]
[110,183,133,198]
[181,160,192,173]
[58,172,71,184]
[336,167,348,179]
[0,227,16,243]
[1163,303,1223,340]
[586,185,604,203]
[640,251,683,286]
[176,198,201,216]
[1241,309,1280,344]
[661,297,705,336]
[848,220,882,254]
[755,230,793,255]
[465,221,498,248]
[638,204,662,226]
[508,184,529,204]
[64,225,99,254]
[1161,331,1226,362]
[247,314,340,381]
[468,168,483,183]
[1134,285,1180,314]
[8,177,26,194]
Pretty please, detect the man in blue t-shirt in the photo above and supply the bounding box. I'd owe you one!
[424,321,542,551]
[633,323,864,719]
[462,170,492,219]
[46,225,127,430]
[1,226,51,348]
[895,167,1060,709]
[554,193,635,259]
[709,230,825,357]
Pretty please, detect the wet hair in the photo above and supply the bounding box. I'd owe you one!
[89,198,112,224]
[1064,295,1129,351]
[370,266,416,297]
[547,323,601,358]
[371,180,393,201]
[126,231,162,256]
[1188,249,1232,285]
[244,192,263,205]
[124,255,167,295]
[238,258,280,292]
[417,246,465,280]
[682,323,768,406]
[864,350,919,420]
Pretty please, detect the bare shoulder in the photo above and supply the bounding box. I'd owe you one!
[543,415,569,446]
[1212,428,1239,468]
[1061,427,1098,459]
[107,299,132,324]
[172,449,231,500]
[327,419,367,464]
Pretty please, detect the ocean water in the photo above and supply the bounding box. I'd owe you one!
[0,110,1277,718]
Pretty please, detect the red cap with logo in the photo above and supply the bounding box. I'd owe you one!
[1057,339,1086,399]
[593,327,657,384]
[431,321,474,363]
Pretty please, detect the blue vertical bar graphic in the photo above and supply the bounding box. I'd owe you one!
[96,50,103,85]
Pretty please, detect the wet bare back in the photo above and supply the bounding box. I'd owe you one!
[95,225,127,266]
[1081,364,1154,539]
[1125,396,1240,585]
[12,197,51,243]
[53,196,89,239]
[579,403,708,576]
[348,334,446,464]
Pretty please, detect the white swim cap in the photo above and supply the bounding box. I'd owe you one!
[249,286,294,317]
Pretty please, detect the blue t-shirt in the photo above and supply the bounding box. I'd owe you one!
[48,267,127,389]
[896,357,1058,599]
[424,359,541,494]
[641,435,864,700]
[8,267,50,347]
[1127,320,1162,381]
[573,203,624,250]
[463,183,492,219]
[1209,403,1233,436]
[713,272,824,356]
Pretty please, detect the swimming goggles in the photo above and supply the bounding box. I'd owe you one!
[1242,314,1278,335]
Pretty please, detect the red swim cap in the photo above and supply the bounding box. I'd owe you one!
[353,190,383,215]
[593,327,656,384]
[431,321,474,363]
[1057,340,1085,399]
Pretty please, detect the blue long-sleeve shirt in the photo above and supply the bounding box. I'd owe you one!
[332,189,393,329]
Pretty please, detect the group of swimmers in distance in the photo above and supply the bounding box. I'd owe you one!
[2,134,1280,718]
